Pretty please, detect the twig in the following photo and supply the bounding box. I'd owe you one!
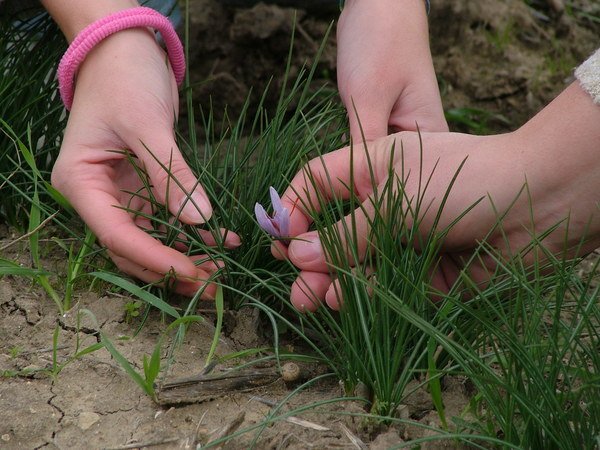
[250,395,277,407]
[20,345,69,355]
[285,416,330,431]
[156,368,279,405]
[205,410,245,448]
[250,396,330,431]
[0,211,59,252]
[102,437,180,450]
[295,22,318,52]
[339,423,368,450]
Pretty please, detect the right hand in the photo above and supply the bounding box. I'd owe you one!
[336,0,448,142]
[272,83,600,311]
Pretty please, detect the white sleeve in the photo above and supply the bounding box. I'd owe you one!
[575,48,600,105]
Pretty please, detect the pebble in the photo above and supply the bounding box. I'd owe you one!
[281,362,301,382]
[77,412,100,430]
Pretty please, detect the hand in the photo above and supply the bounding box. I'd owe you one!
[336,0,448,142]
[274,82,600,311]
[51,29,240,298]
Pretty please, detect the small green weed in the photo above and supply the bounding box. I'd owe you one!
[123,300,144,324]
[8,346,22,359]
[445,107,511,135]
[484,19,516,52]
[0,13,66,228]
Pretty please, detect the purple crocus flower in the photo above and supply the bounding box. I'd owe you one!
[255,187,290,241]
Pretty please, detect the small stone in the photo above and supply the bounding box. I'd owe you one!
[394,404,409,420]
[281,362,301,382]
[1,434,10,442]
[354,382,370,401]
[370,429,404,450]
[77,412,100,430]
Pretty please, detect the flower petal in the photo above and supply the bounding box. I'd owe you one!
[269,186,283,214]
[255,202,279,237]
[278,207,290,237]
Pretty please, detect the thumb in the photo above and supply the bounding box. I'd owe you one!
[346,96,392,143]
[288,197,374,273]
[132,134,213,224]
[389,82,449,133]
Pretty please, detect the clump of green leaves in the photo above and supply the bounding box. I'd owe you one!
[0,11,66,227]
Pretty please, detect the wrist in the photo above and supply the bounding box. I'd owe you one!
[41,0,139,42]
[56,6,185,109]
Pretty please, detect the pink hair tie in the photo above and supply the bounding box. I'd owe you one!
[57,6,186,110]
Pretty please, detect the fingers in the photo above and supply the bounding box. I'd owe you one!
[387,74,450,134]
[346,98,393,143]
[133,214,242,252]
[108,251,222,299]
[270,148,361,261]
[347,90,449,144]
[80,189,203,278]
[290,271,332,312]
[197,228,242,249]
[279,141,404,271]
[290,265,375,313]
[60,171,232,300]
[287,195,373,272]
[325,265,374,311]
[129,134,213,225]
[276,140,395,238]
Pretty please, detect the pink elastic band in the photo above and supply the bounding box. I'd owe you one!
[57,6,186,110]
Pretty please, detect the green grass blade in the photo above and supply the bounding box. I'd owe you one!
[204,285,224,368]
[101,332,155,398]
[91,272,180,319]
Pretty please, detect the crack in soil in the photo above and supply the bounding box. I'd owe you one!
[1,302,18,315]
[57,316,101,341]
[3,300,39,327]
[40,388,65,449]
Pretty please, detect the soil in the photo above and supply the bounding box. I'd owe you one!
[2,0,600,448]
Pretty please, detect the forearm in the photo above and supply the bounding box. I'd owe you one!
[518,81,600,184]
[40,0,139,42]
[337,0,432,80]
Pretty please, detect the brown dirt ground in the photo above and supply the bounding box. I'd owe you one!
[1,0,599,448]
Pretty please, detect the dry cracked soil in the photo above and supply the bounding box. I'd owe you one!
[1,0,599,448]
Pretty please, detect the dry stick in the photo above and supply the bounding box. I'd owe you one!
[276,433,295,450]
[156,368,280,405]
[339,423,368,450]
[0,169,17,191]
[249,396,330,432]
[20,344,69,355]
[0,211,59,252]
[285,416,330,431]
[295,22,318,53]
[102,437,181,450]
[205,410,246,448]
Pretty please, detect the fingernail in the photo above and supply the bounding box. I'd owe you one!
[289,232,322,264]
[228,233,242,248]
[181,193,212,223]
[325,288,342,311]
